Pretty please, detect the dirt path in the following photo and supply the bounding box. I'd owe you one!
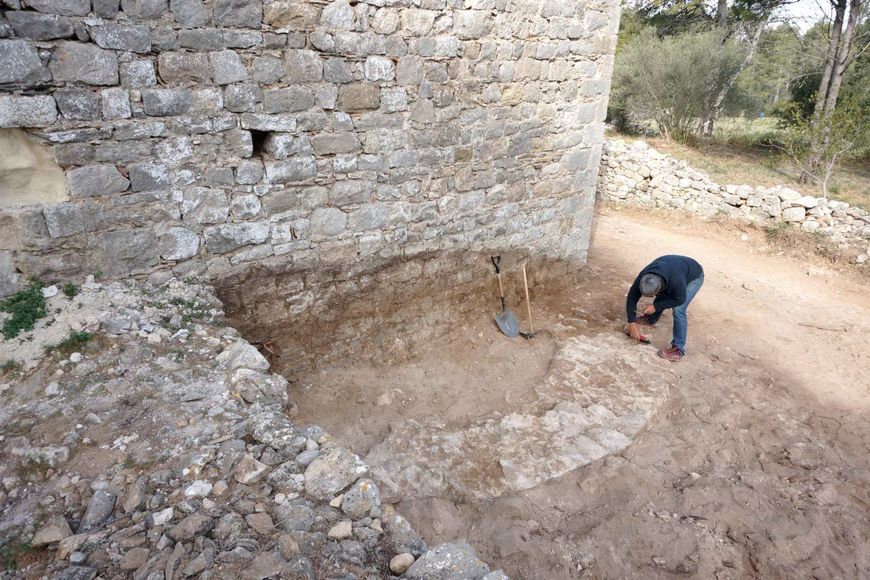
[393,208,870,578]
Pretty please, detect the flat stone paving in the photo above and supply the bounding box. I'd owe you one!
[367,332,676,501]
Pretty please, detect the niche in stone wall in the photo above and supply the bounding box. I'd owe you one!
[0,129,68,208]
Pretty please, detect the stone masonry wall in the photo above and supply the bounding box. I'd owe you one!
[598,140,870,261]
[0,0,620,298]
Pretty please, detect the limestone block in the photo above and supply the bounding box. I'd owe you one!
[782,206,806,222]
[50,41,119,85]
[310,207,347,236]
[41,201,105,238]
[204,222,270,254]
[311,133,362,155]
[94,0,121,18]
[129,163,170,191]
[6,12,74,40]
[182,187,229,224]
[55,90,100,121]
[348,204,389,231]
[796,196,819,209]
[262,87,315,113]
[90,24,152,53]
[141,89,193,116]
[401,9,436,36]
[253,56,284,83]
[214,0,263,28]
[778,187,801,202]
[66,164,129,197]
[405,543,490,579]
[284,50,323,83]
[121,0,169,18]
[240,113,297,131]
[264,1,321,30]
[230,194,261,219]
[454,10,491,39]
[89,228,159,275]
[100,89,131,120]
[372,8,400,35]
[170,0,210,27]
[0,40,49,85]
[321,0,355,30]
[158,52,211,84]
[364,56,394,82]
[158,226,200,260]
[210,50,248,85]
[27,0,90,16]
[337,83,380,112]
[264,158,317,183]
[224,84,260,113]
[235,159,264,185]
[324,59,354,84]
[263,134,311,159]
[120,61,156,88]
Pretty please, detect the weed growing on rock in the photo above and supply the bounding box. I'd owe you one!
[45,331,94,355]
[1,280,47,340]
[0,540,33,571]
[62,283,79,298]
[1,359,21,374]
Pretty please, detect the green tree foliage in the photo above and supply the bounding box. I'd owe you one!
[610,28,746,143]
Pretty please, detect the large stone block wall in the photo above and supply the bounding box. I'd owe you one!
[0,0,620,298]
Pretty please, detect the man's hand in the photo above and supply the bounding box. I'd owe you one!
[627,322,642,340]
[642,304,656,316]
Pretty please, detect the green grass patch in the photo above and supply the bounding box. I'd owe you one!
[1,281,47,340]
[1,360,21,374]
[45,330,94,355]
[1,541,33,571]
[169,297,210,323]
[61,282,79,298]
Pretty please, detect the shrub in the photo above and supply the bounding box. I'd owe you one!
[1,281,47,340]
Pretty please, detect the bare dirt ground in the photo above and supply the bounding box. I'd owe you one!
[291,207,870,579]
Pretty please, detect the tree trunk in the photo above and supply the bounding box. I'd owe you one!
[822,0,860,117]
[813,0,846,121]
[703,17,768,138]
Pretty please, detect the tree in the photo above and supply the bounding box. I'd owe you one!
[779,99,866,196]
[611,29,746,143]
[805,0,869,177]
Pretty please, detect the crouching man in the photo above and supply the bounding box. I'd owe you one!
[626,255,704,362]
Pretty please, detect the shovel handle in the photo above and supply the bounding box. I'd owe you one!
[522,264,534,335]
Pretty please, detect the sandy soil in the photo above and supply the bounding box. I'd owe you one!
[292,207,870,578]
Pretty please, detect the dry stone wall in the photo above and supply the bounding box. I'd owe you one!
[598,140,870,259]
[0,0,620,298]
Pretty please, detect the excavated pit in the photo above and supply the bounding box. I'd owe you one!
[218,253,676,571]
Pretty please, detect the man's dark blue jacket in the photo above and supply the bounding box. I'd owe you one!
[626,255,704,323]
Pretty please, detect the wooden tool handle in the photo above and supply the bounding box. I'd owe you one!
[522,264,534,335]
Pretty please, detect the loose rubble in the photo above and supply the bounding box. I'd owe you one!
[598,140,870,262]
[0,277,504,578]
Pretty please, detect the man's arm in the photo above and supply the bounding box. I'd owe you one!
[626,276,642,323]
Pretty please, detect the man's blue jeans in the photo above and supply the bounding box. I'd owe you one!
[647,274,704,353]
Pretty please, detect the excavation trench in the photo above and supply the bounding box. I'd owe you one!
[217,251,674,567]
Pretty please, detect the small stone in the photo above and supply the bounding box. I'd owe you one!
[390,553,415,575]
[41,285,59,298]
[405,542,490,579]
[341,479,380,519]
[167,512,213,541]
[0,95,57,127]
[337,83,380,112]
[304,447,369,500]
[182,547,215,576]
[243,551,284,580]
[32,516,73,547]
[277,534,300,559]
[120,547,150,571]
[245,512,274,535]
[234,454,270,485]
[78,491,116,532]
[184,480,212,499]
[212,480,229,496]
[327,520,353,540]
[150,507,174,526]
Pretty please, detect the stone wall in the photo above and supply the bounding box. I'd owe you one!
[598,140,870,259]
[0,0,620,298]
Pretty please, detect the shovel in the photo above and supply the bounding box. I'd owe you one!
[491,256,519,338]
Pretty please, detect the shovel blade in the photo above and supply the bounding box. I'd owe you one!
[496,310,520,338]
